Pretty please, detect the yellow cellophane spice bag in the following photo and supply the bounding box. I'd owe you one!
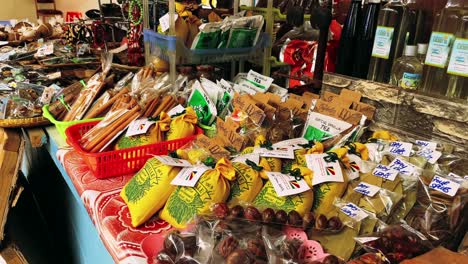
[253,165,314,216]
[166,107,198,140]
[115,112,171,150]
[227,161,264,207]
[160,158,235,228]
[242,135,282,180]
[120,157,181,227]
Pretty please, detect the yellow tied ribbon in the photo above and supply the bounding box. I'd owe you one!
[329,147,350,168]
[181,107,198,125]
[307,141,324,154]
[156,112,171,131]
[347,142,369,161]
[370,130,398,141]
[291,164,314,187]
[213,158,236,181]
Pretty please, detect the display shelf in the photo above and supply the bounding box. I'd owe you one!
[239,6,311,22]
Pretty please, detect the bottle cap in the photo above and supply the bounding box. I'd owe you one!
[404,45,417,56]
[417,43,428,55]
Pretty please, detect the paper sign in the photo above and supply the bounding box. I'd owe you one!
[305,154,344,185]
[254,146,295,159]
[302,112,352,141]
[415,140,437,150]
[340,203,368,221]
[429,175,460,197]
[272,138,309,150]
[388,158,417,176]
[154,155,193,167]
[171,165,210,187]
[159,13,179,32]
[354,182,380,197]
[346,154,363,180]
[417,147,442,164]
[267,172,311,197]
[372,164,399,181]
[167,104,185,117]
[246,70,274,90]
[388,141,413,157]
[125,118,156,137]
[231,153,260,165]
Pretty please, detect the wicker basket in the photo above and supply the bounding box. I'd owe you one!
[0,116,50,128]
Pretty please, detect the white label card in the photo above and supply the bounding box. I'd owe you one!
[415,140,437,150]
[388,158,417,176]
[233,83,257,95]
[354,182,380,197]
[254,146,295,159]
[372,164,399,181]
[125,118,156,137]
[388,141,413,157]
[171,165,210,187]
[417,148,442,164]
[39,85,55,104]
[167,104,185,117]
[267,172,311,197]
[246,70,274,90]
[154,155,193,167]
[272,138,309,150]
[231,153,260,166]
[302,112,352,138]
[346,154,363,180]
[305,154,344,185]
[159,13,179,32]
[341,203,368,221]
[429,175,460,197]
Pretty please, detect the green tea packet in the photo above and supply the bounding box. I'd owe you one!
[302,111,352,142]
[216,79,234,118]
[188,80,217,126]
[191,22,222,50]
[227,15,264,49]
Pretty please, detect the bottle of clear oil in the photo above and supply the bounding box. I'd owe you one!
[391,45,423,89]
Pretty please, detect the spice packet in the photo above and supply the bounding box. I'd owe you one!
[227,15,264,49]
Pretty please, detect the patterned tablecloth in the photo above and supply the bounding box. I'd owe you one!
[61,149,173,264]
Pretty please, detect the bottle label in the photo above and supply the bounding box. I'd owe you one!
[447,38,468,77]
[400,72,421,89]
[371,26,394,59]
[425,32,455,68]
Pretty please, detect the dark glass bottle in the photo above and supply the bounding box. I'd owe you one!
[352,0,382,78]
[336,0,363,76]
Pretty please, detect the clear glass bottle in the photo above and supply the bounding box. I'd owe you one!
[445,16,468,99]
[417,43,428,62]
[422,0,468,97]
[367,0,413,83]
[390,45,423,89]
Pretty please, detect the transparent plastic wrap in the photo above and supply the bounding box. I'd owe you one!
[1,97,42,119]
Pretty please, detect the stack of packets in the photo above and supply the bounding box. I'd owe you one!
[119,85,467,262]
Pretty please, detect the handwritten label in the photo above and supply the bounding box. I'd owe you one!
[372,164,399,181]
[167,104,185,117]
[354,182,380,197]
[267,172,311,197]
[171,165,209,187]
[305,154,344,185]
[417,148,442,164]
[125,118,156,137]
[415,140,437,150]
[388,141,413,157]
[429,175,460,197]
[340,203,368,221]
[231,153,260,165]
[159,13,179,32]
[388,158,417,176]
[154,155,193,167]
[272,137,309,150]
[247,70,274,90]
[254,146,295,159]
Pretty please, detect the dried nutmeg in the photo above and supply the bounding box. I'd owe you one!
[213,202,230,219]
[246,239,267,259]
[303,212,316,231]
[163,232,184,256]
[275,210,288,225]
[226,249,252,264]
[155,250,175,264]
[262,208,276,223]
[217,236,239,258]
[245,206,262,221]
[315,214,328,229]
[326,216,343,230]
[229,205,245,219]
[288,210,303,226]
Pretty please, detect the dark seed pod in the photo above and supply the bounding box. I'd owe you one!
[287,210,303,226]
[275,210,288,225]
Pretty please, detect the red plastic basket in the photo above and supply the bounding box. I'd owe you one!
[65,120,203,179]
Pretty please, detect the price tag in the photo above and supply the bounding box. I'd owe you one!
[415,140,437,150]
[47,71,61,80]
[417,147,442,164]
[388,158,417,176]
[231,153,260,165]
[388,141,413,157]
[372,164,399,181]
[346,154,363,180]
[171,165,210,187]
[305,154,344,185]
[267,172,311,197]
[159,13,179,32]
[429,175,460,197]
[125,118,156,137]
[246,70,274,90]
[340,203,368,221]
[167,104,185,117]
[254,146,295,159]
[272,138,309,150]
[154,155,193,167]
[354,182,380,197]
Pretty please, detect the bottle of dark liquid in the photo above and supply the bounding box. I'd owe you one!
[367,0,412,83]
[352,0,382,79]
[406,0,426,45]
[336,0,363,76]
